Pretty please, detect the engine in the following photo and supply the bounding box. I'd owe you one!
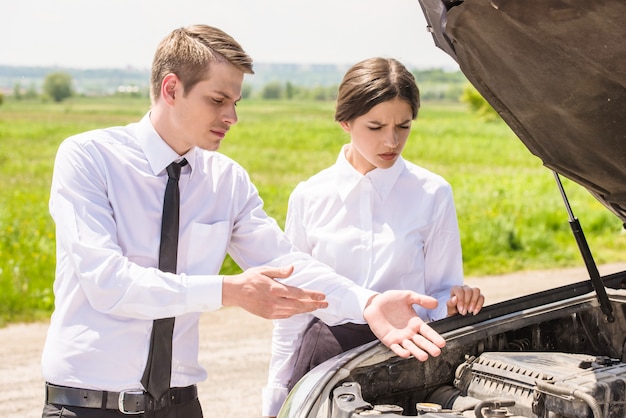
[443,351,626,418]
[327,291,626,418]
[332,352,626,418]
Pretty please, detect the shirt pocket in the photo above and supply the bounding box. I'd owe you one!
[185,221,231,274]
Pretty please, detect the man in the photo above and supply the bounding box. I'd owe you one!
[41,24,446,418]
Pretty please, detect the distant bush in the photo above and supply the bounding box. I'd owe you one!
[261,81,283,99]
[413,68,467,84]
[460,83,499,121]
[43,71,74,102]
[242,83,253,99]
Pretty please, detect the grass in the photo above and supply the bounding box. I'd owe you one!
[1,96,625,326]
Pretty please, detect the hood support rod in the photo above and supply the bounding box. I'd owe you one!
[553,171,614,322]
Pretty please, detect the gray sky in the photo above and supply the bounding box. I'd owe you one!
[2,0,458,70]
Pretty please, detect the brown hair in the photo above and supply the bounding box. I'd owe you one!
[150,24,254,102]
[335,57,420,122]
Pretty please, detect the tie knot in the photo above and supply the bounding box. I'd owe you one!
[166,159,187,180]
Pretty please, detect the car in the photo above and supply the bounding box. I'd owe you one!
[278,1,626,417]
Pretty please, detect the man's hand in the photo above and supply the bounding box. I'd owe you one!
[222,265,328,319]
[363,290,446,361]
[446,285,484,317]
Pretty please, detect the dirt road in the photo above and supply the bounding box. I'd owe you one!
[3,263,625,417]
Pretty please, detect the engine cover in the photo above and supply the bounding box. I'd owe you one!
[454,352,626,418]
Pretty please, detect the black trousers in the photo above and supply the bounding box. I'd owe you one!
[288,318,377,391]
[42,398,203,418]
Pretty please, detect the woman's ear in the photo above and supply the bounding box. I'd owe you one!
[339,120,351,133]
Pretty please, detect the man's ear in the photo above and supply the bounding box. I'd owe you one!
[161,73,179,104]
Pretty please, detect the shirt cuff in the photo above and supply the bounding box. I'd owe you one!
[429,302,449,322]
[184,274,224,312]
[316,284,378,326]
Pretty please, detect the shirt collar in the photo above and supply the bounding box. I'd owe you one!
[135,112,196,176]
[335,144,405,202]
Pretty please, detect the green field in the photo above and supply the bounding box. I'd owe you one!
[1,96,624,326]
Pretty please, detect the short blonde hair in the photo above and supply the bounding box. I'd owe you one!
[150,24,254,102]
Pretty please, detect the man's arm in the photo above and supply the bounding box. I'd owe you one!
[224,167,446,358]
[223,265,446,360]
[221,265,328,318]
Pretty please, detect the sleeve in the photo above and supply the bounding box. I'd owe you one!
[283,182,311,252]
[49,137,221,320]
[262,314,312,416]
[225,168,377,326]
[424,184,464,321]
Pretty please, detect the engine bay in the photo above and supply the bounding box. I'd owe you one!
[330,293,626,417]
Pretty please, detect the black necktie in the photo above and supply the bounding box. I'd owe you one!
[141,159,187,399]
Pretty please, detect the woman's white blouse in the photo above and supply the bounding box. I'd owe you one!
[262,145,464,415]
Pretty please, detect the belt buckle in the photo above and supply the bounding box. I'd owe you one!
[118,389,146,415]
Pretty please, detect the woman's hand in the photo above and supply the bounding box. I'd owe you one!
[446,285,484,317]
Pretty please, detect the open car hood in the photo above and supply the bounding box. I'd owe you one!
[418,0,626,223]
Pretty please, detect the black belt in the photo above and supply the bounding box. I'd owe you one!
[45,382,198,414]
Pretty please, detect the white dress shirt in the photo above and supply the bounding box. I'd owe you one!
[42,114,377,392]
[262,145,463,415]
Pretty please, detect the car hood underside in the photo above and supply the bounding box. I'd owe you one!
[418,0,626,222]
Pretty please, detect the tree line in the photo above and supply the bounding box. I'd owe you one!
[3,68,497,119]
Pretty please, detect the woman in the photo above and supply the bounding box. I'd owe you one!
[262,57,484,417]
